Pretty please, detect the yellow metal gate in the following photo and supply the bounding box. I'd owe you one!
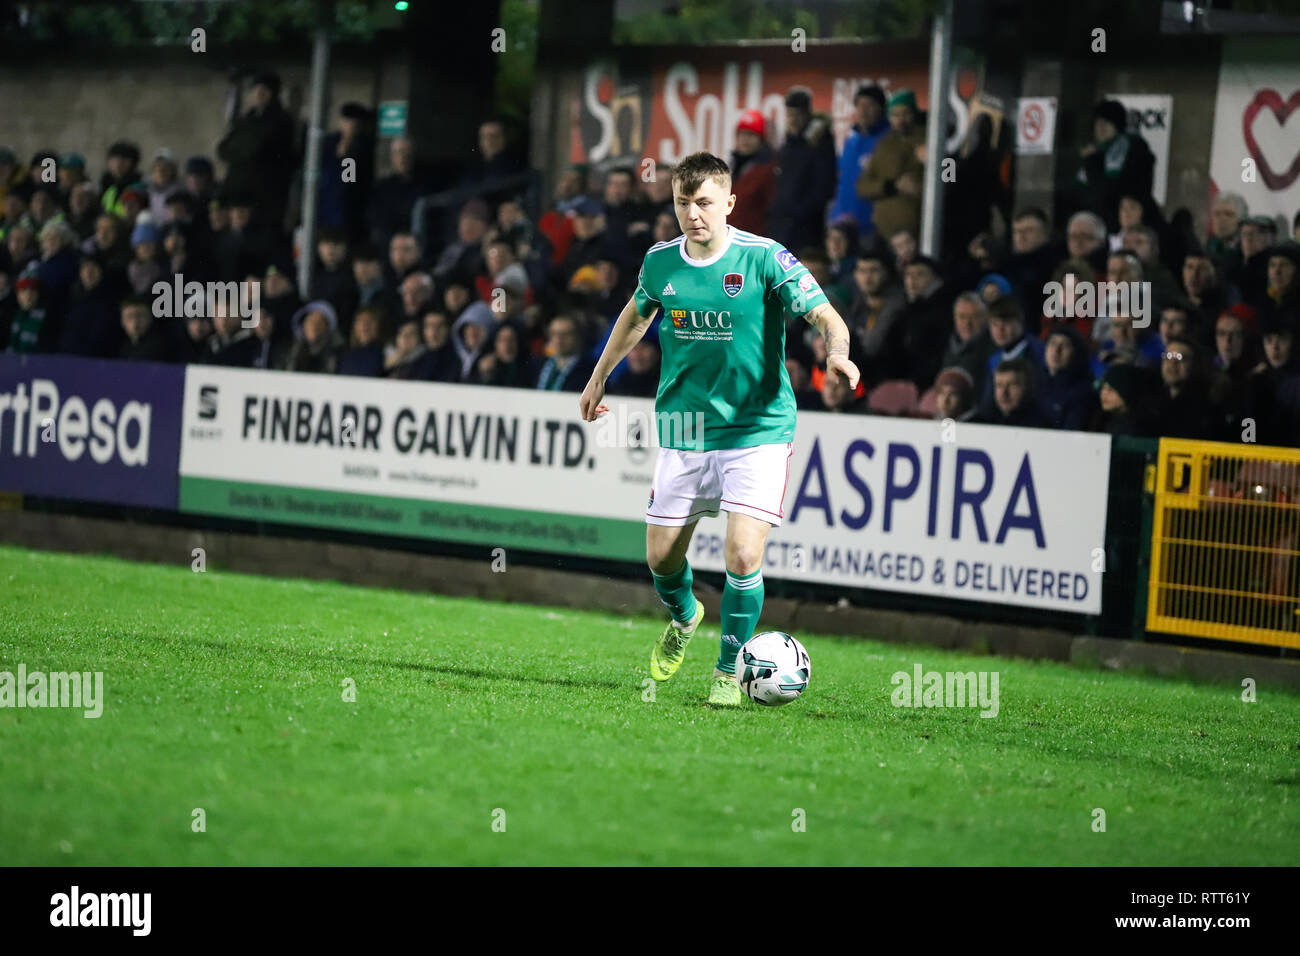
[1148,438,1300,649]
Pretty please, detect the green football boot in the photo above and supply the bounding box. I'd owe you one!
[649,599,703,682]
[707,671,744,708]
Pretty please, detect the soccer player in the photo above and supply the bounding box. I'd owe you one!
[579,151,860,706]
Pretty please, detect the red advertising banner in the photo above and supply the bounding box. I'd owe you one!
[567,42,932,172]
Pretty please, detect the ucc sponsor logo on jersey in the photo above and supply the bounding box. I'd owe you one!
[668,308,732,330]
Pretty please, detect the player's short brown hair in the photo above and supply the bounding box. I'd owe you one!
[671,152,731,198]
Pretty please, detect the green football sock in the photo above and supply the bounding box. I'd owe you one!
[652,559,698,627]
[717,568,763,675]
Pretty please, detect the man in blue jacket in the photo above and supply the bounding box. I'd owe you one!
[830,85,889,239]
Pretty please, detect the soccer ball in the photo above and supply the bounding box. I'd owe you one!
[737,632,810,706]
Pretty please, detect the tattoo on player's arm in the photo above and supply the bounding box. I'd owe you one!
[804,303,849,358]
[826,332,850,359]
[802,302,828,328]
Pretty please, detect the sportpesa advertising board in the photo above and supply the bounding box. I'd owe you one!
[0,353,183,509]
[175,366,1110,615]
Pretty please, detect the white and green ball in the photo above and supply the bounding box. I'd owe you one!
[737,631,810,706]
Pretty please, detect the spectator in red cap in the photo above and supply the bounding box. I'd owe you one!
[931,366,977,422]
[729,109,775,236]
[6,267,46,353]
[120,185,149,229]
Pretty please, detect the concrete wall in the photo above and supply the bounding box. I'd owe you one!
[0,48,387,185]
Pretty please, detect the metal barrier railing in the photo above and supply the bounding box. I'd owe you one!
[1148,437,1300,649]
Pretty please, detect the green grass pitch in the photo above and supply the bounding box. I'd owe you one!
[1,542,1297,866]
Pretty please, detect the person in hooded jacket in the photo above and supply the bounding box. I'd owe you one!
[286,299,345,374]
[1039,327,1098,431]
[451,300,497,382]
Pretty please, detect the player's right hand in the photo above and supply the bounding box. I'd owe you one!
[579,376,609,422]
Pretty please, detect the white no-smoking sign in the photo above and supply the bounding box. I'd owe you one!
[1016,97,1057,155]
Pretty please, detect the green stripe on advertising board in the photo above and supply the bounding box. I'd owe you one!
[179,476,645,561]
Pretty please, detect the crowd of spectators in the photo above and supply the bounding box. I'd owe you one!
[3,73,1300,445]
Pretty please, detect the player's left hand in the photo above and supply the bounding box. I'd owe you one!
[579,375,609,421]
[827,355,860,392]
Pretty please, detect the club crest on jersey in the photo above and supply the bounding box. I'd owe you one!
[722,272,744,297]
[669,308,688,329]
[775,249,800,272]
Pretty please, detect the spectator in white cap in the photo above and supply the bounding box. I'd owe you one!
[148,148,181,224]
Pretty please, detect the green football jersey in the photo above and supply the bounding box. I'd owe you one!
[632,225,827,451]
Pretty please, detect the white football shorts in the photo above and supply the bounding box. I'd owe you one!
[645,442,794,528]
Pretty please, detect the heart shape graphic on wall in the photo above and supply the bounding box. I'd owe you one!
[1242,88,1300,191]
